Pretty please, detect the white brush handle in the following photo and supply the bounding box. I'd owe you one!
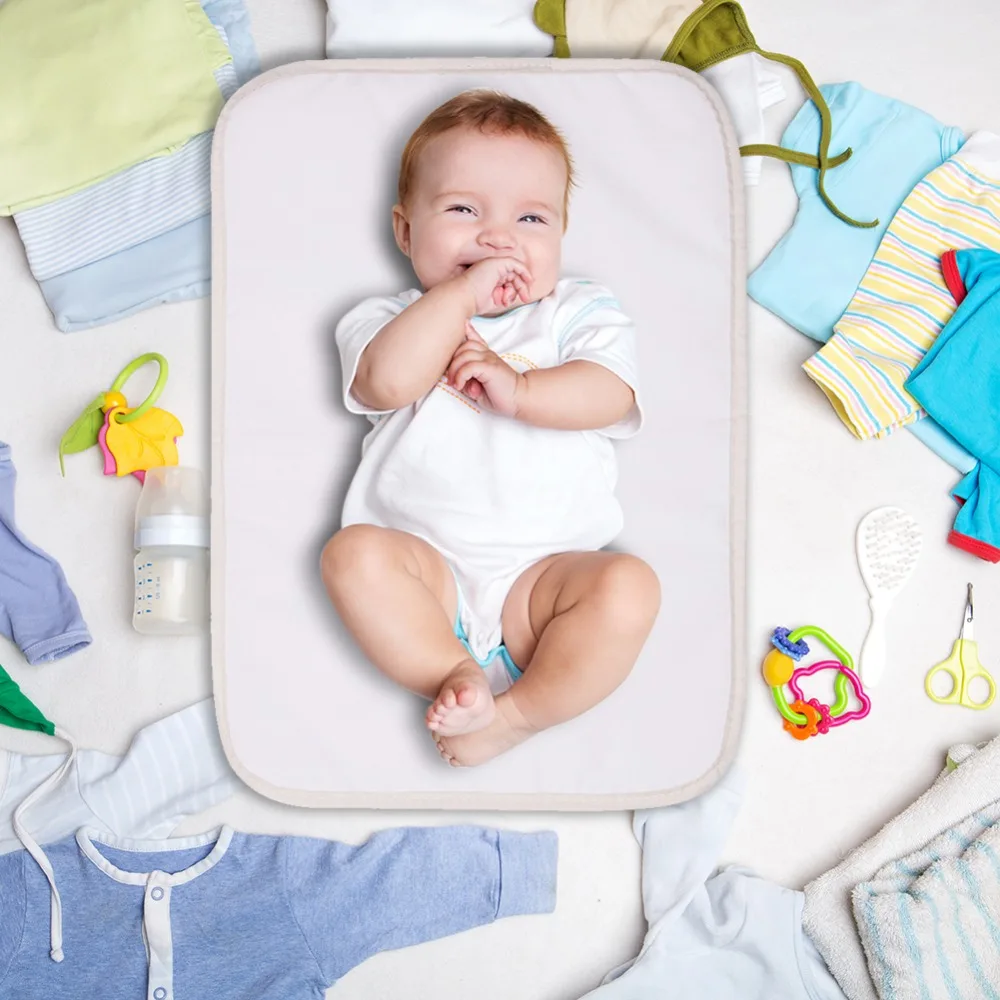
[860,597,890,687]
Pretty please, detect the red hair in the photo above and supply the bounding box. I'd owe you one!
[397,90,574,214]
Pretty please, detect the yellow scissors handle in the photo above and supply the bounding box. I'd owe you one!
[926,642,964,706]
[925,640,996,710]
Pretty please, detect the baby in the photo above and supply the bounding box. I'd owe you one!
[322,90,660,767]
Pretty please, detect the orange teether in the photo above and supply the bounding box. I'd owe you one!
[783,699,821,741]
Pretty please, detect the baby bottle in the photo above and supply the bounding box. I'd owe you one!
[132,466,209,635]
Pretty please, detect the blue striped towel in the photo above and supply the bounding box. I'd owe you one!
[853,799,1000,999]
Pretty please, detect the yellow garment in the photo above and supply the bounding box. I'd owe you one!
[0,0,231,216]
[803,133,1000,440]
[563,0,700,58]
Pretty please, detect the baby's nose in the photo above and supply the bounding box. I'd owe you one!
[477,226,515,251]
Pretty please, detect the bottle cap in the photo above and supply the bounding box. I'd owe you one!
[134,467,209,549]
[135,514,209,549]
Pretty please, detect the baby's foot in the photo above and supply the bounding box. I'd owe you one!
[426,661,495,737]
[434,694,536,767]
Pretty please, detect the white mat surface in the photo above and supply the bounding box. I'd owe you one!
[211,59,746,808]
[0,1,996,998]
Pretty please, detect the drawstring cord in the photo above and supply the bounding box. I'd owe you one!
[12,725,78,962]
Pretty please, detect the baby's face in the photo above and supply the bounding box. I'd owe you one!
[394,128,567,306]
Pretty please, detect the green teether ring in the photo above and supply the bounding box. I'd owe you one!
[109,353,169,423]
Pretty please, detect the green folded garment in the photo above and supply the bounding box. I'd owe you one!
[0,0,232,216]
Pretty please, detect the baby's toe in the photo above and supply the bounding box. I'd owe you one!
[455,683,478,708]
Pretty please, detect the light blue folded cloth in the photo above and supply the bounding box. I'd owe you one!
[38,217,212,332]
[749,82,964,343]
[853,799,1000,1000]
[16,0,258,332]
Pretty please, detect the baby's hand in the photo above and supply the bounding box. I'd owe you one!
[460,257,532,315]
[447,325,524,418]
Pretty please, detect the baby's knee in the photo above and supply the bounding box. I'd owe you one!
[320,524,393,588]
[594,555,661,628]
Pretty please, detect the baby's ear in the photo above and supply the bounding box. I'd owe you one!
[392,205,411,257]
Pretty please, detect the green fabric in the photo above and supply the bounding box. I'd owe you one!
[666,0,875,229]
[0,666,55,736]
[661,0,752,71]
[533,0,570,58]
[534,0,876,229]
[0,0,232,216]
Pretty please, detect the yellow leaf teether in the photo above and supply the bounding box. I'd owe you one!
[104,405,183,478]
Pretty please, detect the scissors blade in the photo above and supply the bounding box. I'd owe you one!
[961,583,975,642]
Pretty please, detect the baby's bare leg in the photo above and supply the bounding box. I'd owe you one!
[435,551,660,767]
[321,525,494,735]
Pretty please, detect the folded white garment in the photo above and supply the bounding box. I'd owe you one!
[803,736,1000,1000]
[325,0,551,57]
[0,700,238,852]
[581,767,845,1000]
[702,53,786,184]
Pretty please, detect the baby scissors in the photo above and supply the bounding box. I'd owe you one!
[925,584,996,710]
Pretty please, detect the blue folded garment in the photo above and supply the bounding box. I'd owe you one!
[907,249,1000,561]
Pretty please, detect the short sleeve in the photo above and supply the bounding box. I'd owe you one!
[281,826,558,986]
[0,851,25,986]
[334,290,421,418]
[553,280,643,438]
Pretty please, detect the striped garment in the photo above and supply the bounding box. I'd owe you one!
[803,131,1000,440]
[12,26,238,282]
[0,699,237,853]
[853,799,1000,1000]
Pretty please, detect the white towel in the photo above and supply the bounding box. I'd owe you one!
[853,801,1000,999]
[803,736,1000,1000]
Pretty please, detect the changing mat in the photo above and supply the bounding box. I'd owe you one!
[211,59,746,808]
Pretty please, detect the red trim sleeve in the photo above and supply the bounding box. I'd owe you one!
[941,250,967,305]
[948,530,1000,563]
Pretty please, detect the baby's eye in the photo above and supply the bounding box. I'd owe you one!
[447,205,474,215]
[519,214,547,225]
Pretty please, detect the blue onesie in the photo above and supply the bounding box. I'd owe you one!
[906,249,1000,562]
[748,82,974,473]
[0,443,90,664]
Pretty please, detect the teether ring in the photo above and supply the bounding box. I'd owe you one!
[59,353,183,482]
[763,625,872,740]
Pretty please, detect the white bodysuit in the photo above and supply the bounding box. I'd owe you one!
[336,278,642,690]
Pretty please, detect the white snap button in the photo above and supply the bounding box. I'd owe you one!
[150,887,164,901]
[153,989,167,1000]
